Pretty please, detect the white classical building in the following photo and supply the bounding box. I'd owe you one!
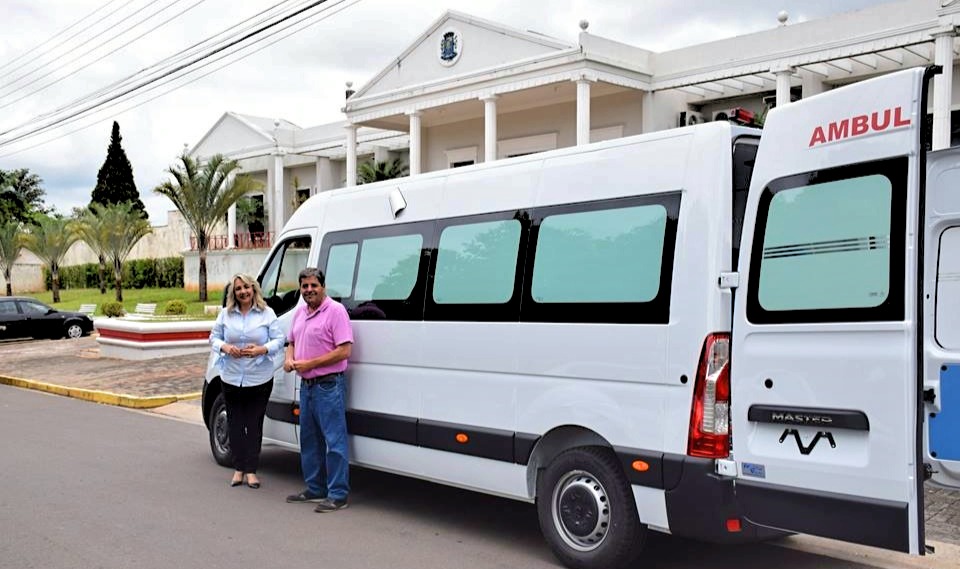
[181,0,960,283]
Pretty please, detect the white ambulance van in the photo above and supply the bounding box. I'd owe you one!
[202,66,960,569]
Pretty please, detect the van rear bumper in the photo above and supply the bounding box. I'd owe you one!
[663,455,785,543]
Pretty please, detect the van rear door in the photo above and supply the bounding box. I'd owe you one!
[730,67,933,554]
[923,148,960,490]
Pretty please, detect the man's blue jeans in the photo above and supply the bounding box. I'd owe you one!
[299,374,349,500]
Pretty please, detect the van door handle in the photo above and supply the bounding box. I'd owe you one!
[747,405,869,431]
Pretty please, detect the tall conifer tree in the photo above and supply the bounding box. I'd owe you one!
[91,121,146,218]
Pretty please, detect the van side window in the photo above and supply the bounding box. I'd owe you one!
[425,211,528,322]
[747,157,906,324]
[355,234,423,301]
[319,222,432,321]
[732,137,759,270]
[523,194,680,324]
[325,243,358,299]
[260,236,312,316]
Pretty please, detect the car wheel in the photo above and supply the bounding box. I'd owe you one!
[208,392,233,467]
[537,446,645,569]
[65,322,84,339]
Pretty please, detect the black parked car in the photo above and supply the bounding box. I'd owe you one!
[0,297,94,340]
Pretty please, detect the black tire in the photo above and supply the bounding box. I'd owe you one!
[536,446,645,569]
[208,392,233,467]
[64,321,84,339]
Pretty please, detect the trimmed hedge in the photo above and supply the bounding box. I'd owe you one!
[163,300,187,315]
[102,301,125,318]
[44,257,184,290]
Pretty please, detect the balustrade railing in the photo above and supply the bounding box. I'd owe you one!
[189,232,273,251]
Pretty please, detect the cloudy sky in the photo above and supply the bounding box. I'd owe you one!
[0,0,889,224]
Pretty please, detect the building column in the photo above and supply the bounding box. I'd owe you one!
[576,78,592,145]
[315,156,335,191]
[227,203,237,249]
[933,27,956,151]
[345,124,358,187]
[271,153,285,236]
[774,67,794,108]
[641,91,656,133]
[799,69,825,100]
[481,95,498,162]
[408,111,422,175]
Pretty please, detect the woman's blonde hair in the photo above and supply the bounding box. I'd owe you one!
[225,273,267,312]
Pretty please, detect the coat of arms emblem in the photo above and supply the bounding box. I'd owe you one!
[439,29,462,66]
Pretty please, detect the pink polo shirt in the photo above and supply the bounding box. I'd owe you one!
[287,296,354,378]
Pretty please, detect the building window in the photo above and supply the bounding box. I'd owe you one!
[498,133,557,159]
[445,146,477,168]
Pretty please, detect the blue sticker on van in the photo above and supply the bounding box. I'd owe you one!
[742,462,766,478]
[930,365,960,461]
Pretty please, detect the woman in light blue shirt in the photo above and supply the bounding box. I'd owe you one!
[210,273,285,489]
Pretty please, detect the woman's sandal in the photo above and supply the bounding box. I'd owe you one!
[245,474,260,489]
[230,473,244,487]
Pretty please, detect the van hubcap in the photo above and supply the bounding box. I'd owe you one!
[552,470,611,551]
[214,407,230,455]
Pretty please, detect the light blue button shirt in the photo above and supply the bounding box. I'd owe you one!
[209,305,285,387]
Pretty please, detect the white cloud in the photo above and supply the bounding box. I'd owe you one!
[0,0,890,225]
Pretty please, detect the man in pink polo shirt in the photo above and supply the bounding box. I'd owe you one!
[283,267,354,513]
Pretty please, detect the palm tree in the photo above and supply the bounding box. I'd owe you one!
[98,202,152,302]
[74,206,112,294]
[0,221,23,296]
[358,158,408,184]
[154,153,261,301]
[22,215,79,303]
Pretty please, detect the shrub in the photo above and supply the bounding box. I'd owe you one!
[163,300,187,315]
[45,257,185,290]
[102,301,125,318]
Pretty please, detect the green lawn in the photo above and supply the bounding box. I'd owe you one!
[20,287,224,317]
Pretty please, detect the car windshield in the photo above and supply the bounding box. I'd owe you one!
[20,301,50,314]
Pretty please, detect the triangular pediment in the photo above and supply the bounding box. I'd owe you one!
[354,11,574,99]
[192,113,296,157]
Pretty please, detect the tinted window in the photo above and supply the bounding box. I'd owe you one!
[19,301,48,314]
[434,219,521,304]
[355,234,423,301]
[523,194,681,324]
[260,236,312,316]
[0,301,17,315]
[325,243,358,299]
[532,205,667,303]
[747,157,906,323]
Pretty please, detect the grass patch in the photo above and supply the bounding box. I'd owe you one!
[21,287,224,318]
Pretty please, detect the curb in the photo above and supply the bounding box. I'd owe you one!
[778,535,960,569]
[0,374,201,409]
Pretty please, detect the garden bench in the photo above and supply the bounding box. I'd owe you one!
[134,303,157,316]
[78,303,97,316]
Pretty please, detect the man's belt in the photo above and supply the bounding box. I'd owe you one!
[301,372,342,386]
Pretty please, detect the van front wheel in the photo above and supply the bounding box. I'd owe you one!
[537,447,645,569]
[208,393,233,467]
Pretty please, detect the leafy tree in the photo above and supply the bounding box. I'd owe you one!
[358,158,408,184]
[73,206,111,294]
[0,221,24,296]
[22,215,79,303]
[154,153,261,301]
[96,202,152,302]
[0,168,48,224]
[91,121,146,218]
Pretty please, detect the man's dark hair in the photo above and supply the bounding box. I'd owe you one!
[298,267,325,286]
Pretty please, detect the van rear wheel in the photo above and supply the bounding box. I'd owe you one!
[537,447,645,569]
[208,392,233,467]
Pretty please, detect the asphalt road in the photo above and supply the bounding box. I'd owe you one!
[0,385,898,569]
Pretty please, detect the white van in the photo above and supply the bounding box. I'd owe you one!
[203,66,960,569]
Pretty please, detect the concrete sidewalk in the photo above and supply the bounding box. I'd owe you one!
[1,335,957,565]
[0,335,204,407]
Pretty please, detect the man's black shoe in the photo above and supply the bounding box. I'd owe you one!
[313,498,349,513]
[286,490,326,503]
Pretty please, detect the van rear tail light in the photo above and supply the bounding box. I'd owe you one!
[688,333,731,459]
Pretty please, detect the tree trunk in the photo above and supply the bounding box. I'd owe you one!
[199,247,208,302]
[114,258,124,302]
[4,267,11,296]
[98,254,106,294]
[51,263,60,304]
